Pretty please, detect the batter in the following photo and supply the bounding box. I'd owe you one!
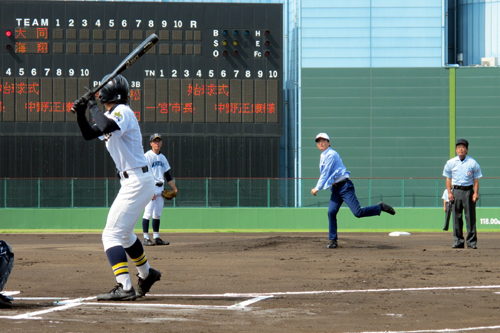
[72,74,161,301]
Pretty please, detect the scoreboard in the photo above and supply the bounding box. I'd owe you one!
[0,1,283,137]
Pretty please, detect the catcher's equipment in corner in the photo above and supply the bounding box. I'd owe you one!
[0,240,14,308]
[162,190,177,200]
[0,240,14,293]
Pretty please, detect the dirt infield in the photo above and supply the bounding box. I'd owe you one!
[1,232,500,332]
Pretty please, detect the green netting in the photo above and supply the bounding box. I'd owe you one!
[1,178,498,208]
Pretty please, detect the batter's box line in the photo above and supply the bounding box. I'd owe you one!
[0,296,96,320]
[3,285,500,321]
[0,293,273,320]
[82,296,272,310]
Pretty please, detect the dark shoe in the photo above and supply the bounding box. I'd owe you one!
[154,238,170,246]
[327,240,338,249]
[467,244,478,249]
[136,268,161,297]
[97,283,138,301]
[143,238,155,246]
[379,202,396,215]
[452,243,465,249]
[0,294,13,309]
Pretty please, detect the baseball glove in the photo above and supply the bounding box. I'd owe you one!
[161,190,177,200]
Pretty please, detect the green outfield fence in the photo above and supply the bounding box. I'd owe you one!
[1,177,499,209]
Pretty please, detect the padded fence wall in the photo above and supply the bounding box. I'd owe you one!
[455,68,500,177]
[1,207,500,231]
[301,67,500,208]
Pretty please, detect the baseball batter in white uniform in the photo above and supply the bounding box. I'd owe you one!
[72,74,161,301]
[142,133,178,246]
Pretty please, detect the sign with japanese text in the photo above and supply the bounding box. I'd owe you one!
[1,1,283,136]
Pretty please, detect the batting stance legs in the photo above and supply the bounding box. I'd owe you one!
[328,180,382,241]
[99,170,160,301]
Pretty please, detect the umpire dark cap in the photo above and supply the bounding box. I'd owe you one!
[150,133,162,142]
[456,139,468,148]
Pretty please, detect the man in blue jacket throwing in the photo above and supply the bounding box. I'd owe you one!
[311,133,396,249]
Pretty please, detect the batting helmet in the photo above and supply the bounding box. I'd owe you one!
[98,74,130,104]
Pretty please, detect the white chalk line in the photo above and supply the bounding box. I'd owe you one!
[229,296,273,308]
[2,284,500,332]
[0,292,272,320]
[0,296,96,320]
[87,302,241,310]
[353,325,500,333]
[7,284,500,302]
[190,284,500,298]
[143,284,500,299]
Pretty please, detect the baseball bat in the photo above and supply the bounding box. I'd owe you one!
[71,33,159,113]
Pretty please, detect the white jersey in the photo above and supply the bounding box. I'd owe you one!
[145,150,171,183]
[99,104,148,172]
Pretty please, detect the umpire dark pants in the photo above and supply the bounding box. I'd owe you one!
[327,179,382,240]
[452,187,477,246]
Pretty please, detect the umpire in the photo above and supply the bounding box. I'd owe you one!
[443,139,482,249]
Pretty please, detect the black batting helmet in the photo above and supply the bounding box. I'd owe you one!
[98,74,130,103]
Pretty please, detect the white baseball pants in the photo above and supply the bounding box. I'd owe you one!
[102,168,155,251]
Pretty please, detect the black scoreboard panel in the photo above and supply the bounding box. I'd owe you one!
[0,1,283,137]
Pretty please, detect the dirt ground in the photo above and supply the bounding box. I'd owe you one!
[1,232,500,332]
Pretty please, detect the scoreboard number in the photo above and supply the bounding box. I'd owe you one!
[1,1,282,136]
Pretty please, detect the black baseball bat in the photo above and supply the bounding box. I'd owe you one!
[71,33,159,112]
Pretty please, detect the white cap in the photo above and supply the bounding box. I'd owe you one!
[315,133,330,142]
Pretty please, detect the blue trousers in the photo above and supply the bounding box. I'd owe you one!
[328,179,381,240]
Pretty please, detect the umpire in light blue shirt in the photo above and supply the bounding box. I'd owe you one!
[311,133,396,249]
[443,139,482,249]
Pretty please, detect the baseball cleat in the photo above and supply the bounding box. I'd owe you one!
[327,240,338,249]
[154,238,170,245]
[143,238,155,246]
[0,294,13,309]
[379,201,396,215]
[452,243,465,249]
[136,268,161,297]
[97,283,138,301]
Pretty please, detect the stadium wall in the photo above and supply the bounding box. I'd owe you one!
[300,67,500,208]
[1,207,500,232]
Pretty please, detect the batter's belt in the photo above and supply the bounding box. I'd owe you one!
[117,166,148,179]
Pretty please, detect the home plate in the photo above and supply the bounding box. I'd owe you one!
[389,231,411,236]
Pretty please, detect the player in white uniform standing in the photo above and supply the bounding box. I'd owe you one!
[142,133,178,246]
[72,74,161,301]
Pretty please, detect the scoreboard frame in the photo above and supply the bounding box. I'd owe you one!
[0,1,283,137]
